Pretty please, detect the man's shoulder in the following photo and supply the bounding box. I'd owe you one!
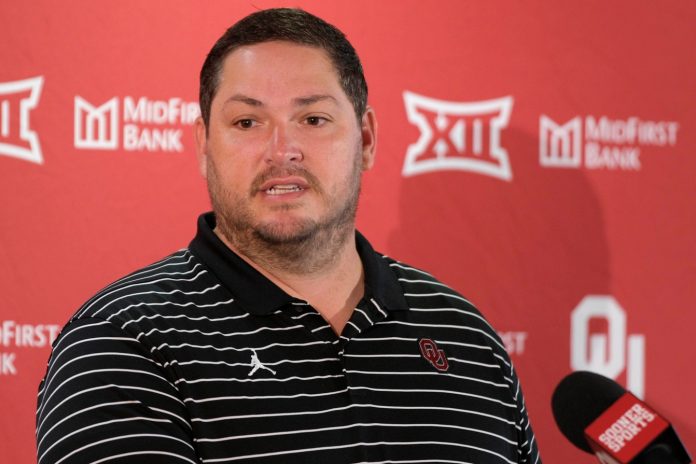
[381,254,504,339]
[70,248,223,323]
[379,254,475,308]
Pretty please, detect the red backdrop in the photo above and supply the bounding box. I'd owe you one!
[1,1,694,462]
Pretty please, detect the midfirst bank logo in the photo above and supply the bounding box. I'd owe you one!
[540,115,679,171]
[0,76,44,164]
[403,91,514,181]
[74,95,199,152]
[0,320,60,375]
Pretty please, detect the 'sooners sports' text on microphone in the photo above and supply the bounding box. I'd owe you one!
[551,371,691,463]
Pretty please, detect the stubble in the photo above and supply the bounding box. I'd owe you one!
[207,148,363,275]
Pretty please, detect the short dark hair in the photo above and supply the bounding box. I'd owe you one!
[199,8,368,128]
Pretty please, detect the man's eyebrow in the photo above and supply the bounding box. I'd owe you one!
[293,94,338,106]
[224,94,264,107]
[222,94,337,108]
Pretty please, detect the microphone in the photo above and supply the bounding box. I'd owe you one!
[551,371,691,463]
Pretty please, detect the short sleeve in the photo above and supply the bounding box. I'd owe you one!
[36,317,200,464]
[509,362,542,463]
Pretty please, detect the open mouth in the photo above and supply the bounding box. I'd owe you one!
[265,184,305,195]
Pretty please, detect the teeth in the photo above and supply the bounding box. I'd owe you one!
[266,184,303,195]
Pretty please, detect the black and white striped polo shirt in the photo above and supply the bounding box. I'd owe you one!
[36,212,541,464]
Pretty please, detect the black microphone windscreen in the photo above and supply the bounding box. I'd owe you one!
[551,371,627,453]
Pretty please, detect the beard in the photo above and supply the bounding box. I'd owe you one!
[206,148,363,275]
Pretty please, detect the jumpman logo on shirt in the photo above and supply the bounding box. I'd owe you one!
[248,349,276,377]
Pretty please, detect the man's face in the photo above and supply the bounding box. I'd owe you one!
[195,41,376,251]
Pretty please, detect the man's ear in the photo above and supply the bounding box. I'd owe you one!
[194,117,208,178]
[360,106,377,171]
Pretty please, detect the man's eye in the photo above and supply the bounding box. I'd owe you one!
[234,119,256,129]
[305,116,327,126]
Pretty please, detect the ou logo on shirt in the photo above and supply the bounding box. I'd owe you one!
[571,295,645,398]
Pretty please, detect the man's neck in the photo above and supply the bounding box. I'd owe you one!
[214,227,365,335]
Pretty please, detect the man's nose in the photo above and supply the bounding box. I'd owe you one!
[265,124,303,164]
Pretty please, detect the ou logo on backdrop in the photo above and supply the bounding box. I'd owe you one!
[571,295,646,398]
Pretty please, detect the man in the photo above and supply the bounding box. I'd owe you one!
[37,8,541,463]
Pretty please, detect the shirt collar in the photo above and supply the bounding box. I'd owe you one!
[188,212,407,315]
